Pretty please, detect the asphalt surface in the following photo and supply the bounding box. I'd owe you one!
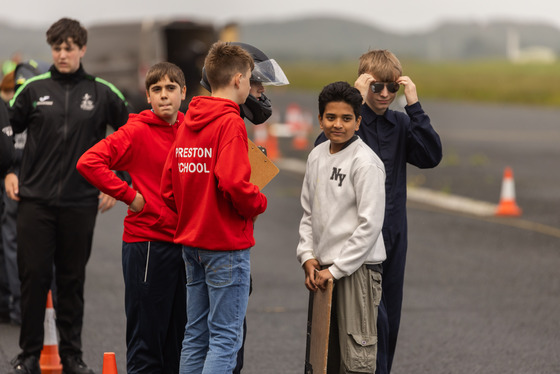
[1,97,560,373]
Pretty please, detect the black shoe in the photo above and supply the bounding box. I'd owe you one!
[61,355,95,374]
[9,354,40,374]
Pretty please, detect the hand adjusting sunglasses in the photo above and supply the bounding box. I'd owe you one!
[371,82,400,93]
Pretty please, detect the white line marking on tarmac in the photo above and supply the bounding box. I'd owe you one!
[276,157,560,239]
[406,187,496,217]
[277,158,496,216]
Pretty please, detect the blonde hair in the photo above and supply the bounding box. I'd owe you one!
[358,49,402,81]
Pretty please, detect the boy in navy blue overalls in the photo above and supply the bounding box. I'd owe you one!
[316,49,442,374]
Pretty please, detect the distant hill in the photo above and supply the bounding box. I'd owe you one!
[238,16,560,61]
[2,16,560,63]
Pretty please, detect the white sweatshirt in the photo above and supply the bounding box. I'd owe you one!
[297,137,386,280]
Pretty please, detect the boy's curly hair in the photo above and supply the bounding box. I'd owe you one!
[318,81,363,119]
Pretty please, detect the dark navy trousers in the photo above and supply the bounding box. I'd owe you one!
[122,241,185,374]
[376,227,407,374]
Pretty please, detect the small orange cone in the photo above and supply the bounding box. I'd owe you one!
[102,352,118,374]
[495,166,522,216]
[40,290,62,374]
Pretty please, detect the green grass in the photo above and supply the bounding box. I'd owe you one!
[281,59,560,107]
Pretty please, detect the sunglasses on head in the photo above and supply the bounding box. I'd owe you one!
[371,82,400,93]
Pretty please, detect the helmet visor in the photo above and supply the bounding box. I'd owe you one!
[251,59,289,86]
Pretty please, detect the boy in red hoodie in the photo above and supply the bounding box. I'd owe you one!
[161,41,267,374]
[77,62,186,374]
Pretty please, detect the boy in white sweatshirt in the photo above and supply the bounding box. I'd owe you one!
[297,81,386,373]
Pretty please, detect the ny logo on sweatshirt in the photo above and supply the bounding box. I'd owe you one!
[330,167,346,187]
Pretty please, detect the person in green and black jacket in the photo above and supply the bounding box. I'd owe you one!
[5,18,130,374]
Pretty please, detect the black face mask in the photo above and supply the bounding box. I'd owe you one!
[240,93,272,125]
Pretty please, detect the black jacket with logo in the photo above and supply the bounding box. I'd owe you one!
[1,101,14,175]
[9,65,130,206]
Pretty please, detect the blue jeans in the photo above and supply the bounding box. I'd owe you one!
[180,247,251,374]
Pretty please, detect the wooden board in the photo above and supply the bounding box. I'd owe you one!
[248,138,279,190]
[305,279,334,374]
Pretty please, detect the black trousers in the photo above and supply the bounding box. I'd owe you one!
[2,190,22,323]
[0,194,9,319]
[122,241,186,374]
[17,201,97,357]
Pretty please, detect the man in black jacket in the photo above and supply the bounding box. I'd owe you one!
[0,104,13,176]
[5,18,130,374]
[1,98,15,327]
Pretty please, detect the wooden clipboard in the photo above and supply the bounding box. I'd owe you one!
[248,138,279,190]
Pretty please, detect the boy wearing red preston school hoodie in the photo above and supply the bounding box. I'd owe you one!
[161,41,267,374]
[77,62,187,374]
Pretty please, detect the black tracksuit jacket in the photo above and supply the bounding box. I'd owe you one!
[9,64,129,207]
[1,101,14,175]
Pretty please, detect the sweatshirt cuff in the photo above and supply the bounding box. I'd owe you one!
[122,187,137,206]
[298,252,316,267]
[328,264,345,280]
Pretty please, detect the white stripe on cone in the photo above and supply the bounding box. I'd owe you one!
[44,307,58,346]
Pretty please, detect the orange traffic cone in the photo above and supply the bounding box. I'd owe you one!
[292,133,310,151]
[40,290,62,374]
[102,352,118,374]
[253,123,268,148]
[265,132,281,161]
[495,166,522,216]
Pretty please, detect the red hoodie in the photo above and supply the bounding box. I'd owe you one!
[161,96,267,250]
[78,110,182,243]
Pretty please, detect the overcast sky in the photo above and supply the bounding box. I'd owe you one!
[2,0,560,33]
